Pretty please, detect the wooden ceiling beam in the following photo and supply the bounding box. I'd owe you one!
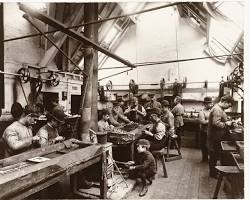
[39,4,84,68]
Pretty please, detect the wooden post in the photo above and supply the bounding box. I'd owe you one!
[90,3,99,131]
[80,3,97,141]
[0,3,4,111]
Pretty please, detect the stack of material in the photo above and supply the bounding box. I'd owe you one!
[108,128,135,144]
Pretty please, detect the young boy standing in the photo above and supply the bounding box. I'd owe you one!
[129,139,156,197]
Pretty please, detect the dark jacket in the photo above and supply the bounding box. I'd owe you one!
[207,104,228,151]
[134,150,156,176]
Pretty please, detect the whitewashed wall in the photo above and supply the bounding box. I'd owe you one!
[99,3,234,91]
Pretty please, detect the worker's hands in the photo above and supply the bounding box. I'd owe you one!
[55,136,65,142]
[32,135,40,141]
[109,125,115,130]
[127,161,135,165]
[129,166,136,170]
[225,121,233,127]
[143,130,152,136]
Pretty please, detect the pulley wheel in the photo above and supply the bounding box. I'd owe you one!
[17,68,30,83]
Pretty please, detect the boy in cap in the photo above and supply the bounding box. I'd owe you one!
[128,139,156,197]
[199,96,213,162]
[142,107,166,151]
[36,106,65,147]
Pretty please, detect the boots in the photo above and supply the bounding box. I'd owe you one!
[139,185,148,197]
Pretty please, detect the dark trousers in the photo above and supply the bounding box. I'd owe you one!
[130,169,155,186]
[208,142,222,176]
[200,131,208,161]
[141,135,166,151]
[175,126,183,148]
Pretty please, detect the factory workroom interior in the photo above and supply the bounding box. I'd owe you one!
[0,1,245,199]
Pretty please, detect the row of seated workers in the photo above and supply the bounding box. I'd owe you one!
[98,95,185,151]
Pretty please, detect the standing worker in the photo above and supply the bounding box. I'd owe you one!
[171,96,185,148]
[207,95,234,178]
[199,96,213,162]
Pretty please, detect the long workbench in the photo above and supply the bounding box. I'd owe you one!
[0,139,109,199]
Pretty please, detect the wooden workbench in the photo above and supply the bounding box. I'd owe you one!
[220,141,244,198]
[0,139,109,200]
[110,124,146,162]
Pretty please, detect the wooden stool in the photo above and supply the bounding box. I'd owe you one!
[152,148,168,178]
[165,136,182,162]
[213,166,241,199]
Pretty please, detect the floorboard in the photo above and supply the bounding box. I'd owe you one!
[125,147,230,199]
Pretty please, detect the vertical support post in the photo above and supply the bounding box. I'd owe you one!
[0,3,4,113]
[80,3,97,141]
[90,3,98,131]
[100,148,107,199]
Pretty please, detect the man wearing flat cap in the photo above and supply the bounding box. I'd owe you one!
[199,96,213,162]
[36,106,65,146]
[207,94,235,178]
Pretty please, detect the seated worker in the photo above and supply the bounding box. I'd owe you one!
[36,106,65,147]
[10,102,24,121]
[109,102,132,126]
[124,97,146,123]
[142,107,166,151]
[2,105,40,158]
[161,100,177,138]
[98,109,114,132]
[128,139,156,197]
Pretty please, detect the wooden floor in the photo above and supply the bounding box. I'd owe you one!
[125,147,230,199]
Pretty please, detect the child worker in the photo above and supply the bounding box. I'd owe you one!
[128,139,156,197]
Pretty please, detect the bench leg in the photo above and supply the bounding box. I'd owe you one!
[174,140,181,156]
[166,139,171,158]
[160,154,168,178]
[213,174,223,199]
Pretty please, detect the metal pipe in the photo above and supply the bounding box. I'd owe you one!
[5,2,181,43]
[19,3,136,68]
[99,81,229,87]
[98,69,133,81]
[23,14,88,78]
[98,52,244,70]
